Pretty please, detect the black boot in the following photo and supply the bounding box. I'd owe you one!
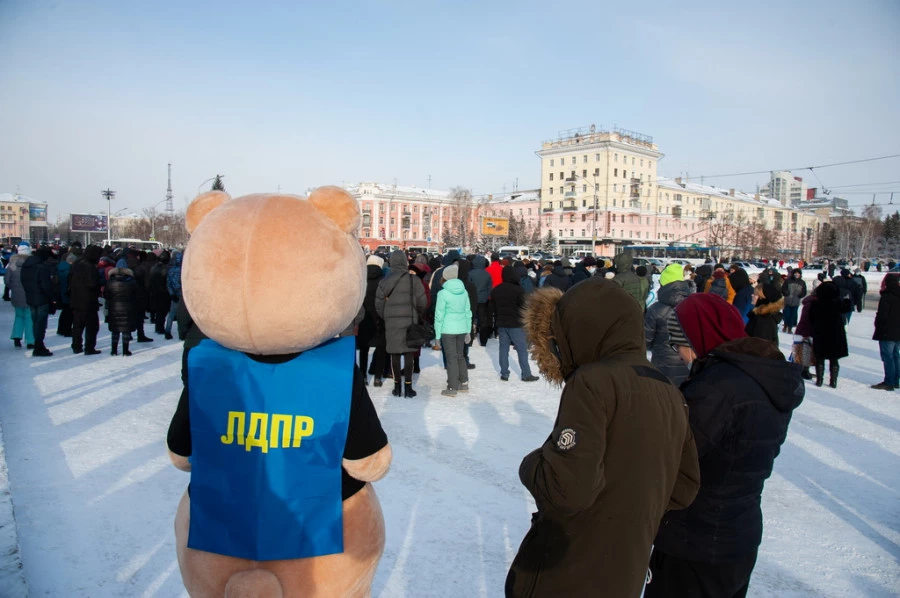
[32,343,53,357]
[373,377,383,387]
[829,361,839,388]
[123,340,132,357]
[801,367,812,380]
[404,379,417,398]
[413,356,420,374]
[13,338,21,348]
[815,363,825,387]
[392,381,402,397]
[137,333,154,343]
[111,338,118,356]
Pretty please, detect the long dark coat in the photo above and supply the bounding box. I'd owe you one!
[644,280,692,386]
[809,282,849,361]
[357,264,384,349]
[148,260,171,313]
[105,268,139,333]
[375,250,427,354]
[507,279,700,598]
[745,297,784,343]
[654,338,804,565]
[69,247,102,311]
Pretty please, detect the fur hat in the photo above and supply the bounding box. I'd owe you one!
[443,264,459,280]
[366,254,384,268]
[17,241,31,256]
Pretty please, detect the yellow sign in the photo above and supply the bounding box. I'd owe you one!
[481,216,509,237]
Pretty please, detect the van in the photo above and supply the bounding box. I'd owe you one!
[498,246,530,258]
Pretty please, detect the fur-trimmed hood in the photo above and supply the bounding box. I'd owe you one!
[522,278,645,385]
[751,296,784,316]
[107,267,135,278]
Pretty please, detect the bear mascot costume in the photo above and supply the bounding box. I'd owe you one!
[166,186,392,597]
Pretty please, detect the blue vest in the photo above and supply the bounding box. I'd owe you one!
[187,336,354,561]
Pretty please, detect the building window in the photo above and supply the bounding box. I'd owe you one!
[640,159,644,167]
[559,215,563,222]
[561,157,565,165]
[379,217,384,224]
[549,188,554,194]
[582,185,587,192]
[560,171,564,179]
[559,186,563,193]
[581,229,586,236]
[614,184,617,192]
[581,214,586,221]
[632,157,635,165]
[571,171,575,179]
[595,184,599,191]
[559,229,562,237]
[528,208,532,215]
[583,155,588,163]
[549,173,554,181]
[615,154,618,162]
[550,159,554,167]
[624,170,628,179]
[582,169,587,178]
[390,218,395,225]
[595,153,601,161]
[594,168,600,176]
[614,168,618,176]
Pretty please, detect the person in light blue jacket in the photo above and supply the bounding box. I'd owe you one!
[434,264,472,397]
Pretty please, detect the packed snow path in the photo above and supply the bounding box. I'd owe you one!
[0,305,897,597]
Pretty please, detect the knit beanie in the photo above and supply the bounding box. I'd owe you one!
[17,242,31,256]
[659,263,684,287]
[673,293,747,358]
[581,256,596,267]
[443,264,459,280]
[366,254,384,268]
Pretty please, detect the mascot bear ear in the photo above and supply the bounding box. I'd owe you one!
[307,186,360,235]
[186,191,231,234]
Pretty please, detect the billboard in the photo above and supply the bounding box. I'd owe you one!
[29,204,47,222]
[480,216,509,237]
[71,213,108,232]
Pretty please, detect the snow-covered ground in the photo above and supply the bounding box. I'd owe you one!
[0,300,897,597]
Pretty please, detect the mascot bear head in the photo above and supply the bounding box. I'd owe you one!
[182,185,365,355]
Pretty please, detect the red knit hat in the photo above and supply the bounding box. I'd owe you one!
[673,293,747,357]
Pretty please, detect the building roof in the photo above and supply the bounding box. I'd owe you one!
[657,178,789,209]
[0,192,43,205]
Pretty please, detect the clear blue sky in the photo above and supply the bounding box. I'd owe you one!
[1,0,898,220]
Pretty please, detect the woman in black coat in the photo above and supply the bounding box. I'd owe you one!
[809,281,849,388]
[745,283,783,344]
[358,258,387,386]
[105,263,139,356]
[871,274,900,390]
[148,251,171,335]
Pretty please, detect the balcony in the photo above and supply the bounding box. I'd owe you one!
[563,204,578,211]
[672,206,683,218]
[542,207,554,213]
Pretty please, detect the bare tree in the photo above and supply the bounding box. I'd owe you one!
[448,186,475,251]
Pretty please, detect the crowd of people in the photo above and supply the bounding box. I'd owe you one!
[3,240,185,357]
[3,240,898,596]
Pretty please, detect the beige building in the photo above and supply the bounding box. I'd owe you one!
[536,126,663,254]
[0,193,35,243]
[536,126,821,258]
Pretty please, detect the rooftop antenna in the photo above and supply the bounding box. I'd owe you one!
[890,192,894,206]
[427,174,432,188]
[165,163,174,214]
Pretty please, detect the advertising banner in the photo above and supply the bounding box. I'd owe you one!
[28,204,47,222]
[480,216,509,237]
[71,213,108,232]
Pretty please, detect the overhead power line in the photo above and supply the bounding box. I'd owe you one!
[690,153,900,180]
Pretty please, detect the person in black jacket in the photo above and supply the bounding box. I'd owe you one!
[469,255,494,346]
[543,261,572,292]
[105,261,139,356]
[489,266,538,382]
[871,273,900,391]
[126,252,154,342]
[69,244,103,355]
[644,277,692,386]
[148,251,172,335]
[832,268,860,325]
[780,269,807,333]
[745,283,783,343]
[809,281,849,388]
[358,255,387,386]
[648,293,804,598]
[20,246,60,357]
[570,256,596,285]
[455,258,479,370]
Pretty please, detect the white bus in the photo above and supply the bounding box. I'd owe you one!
[103,238,164,252]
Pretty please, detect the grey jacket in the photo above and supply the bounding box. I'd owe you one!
[469,255,493,303]
[644,281,692,386]
[375,250,427,354]
[3,254,29,308]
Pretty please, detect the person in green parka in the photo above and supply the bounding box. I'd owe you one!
[433,263,473,397]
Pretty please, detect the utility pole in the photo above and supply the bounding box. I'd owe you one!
[165,163,174,214]
[101,188,115,245]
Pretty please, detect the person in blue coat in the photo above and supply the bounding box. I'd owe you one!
[56,252,76,337]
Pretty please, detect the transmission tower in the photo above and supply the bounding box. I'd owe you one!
[165,163,174,213]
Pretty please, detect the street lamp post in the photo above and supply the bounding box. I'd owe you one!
[101,188,115,245]
[566,174,601,256]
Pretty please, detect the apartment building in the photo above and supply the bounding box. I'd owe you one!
[346,183,539,251]
[536,125,663,254]
[761,171,808,207]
